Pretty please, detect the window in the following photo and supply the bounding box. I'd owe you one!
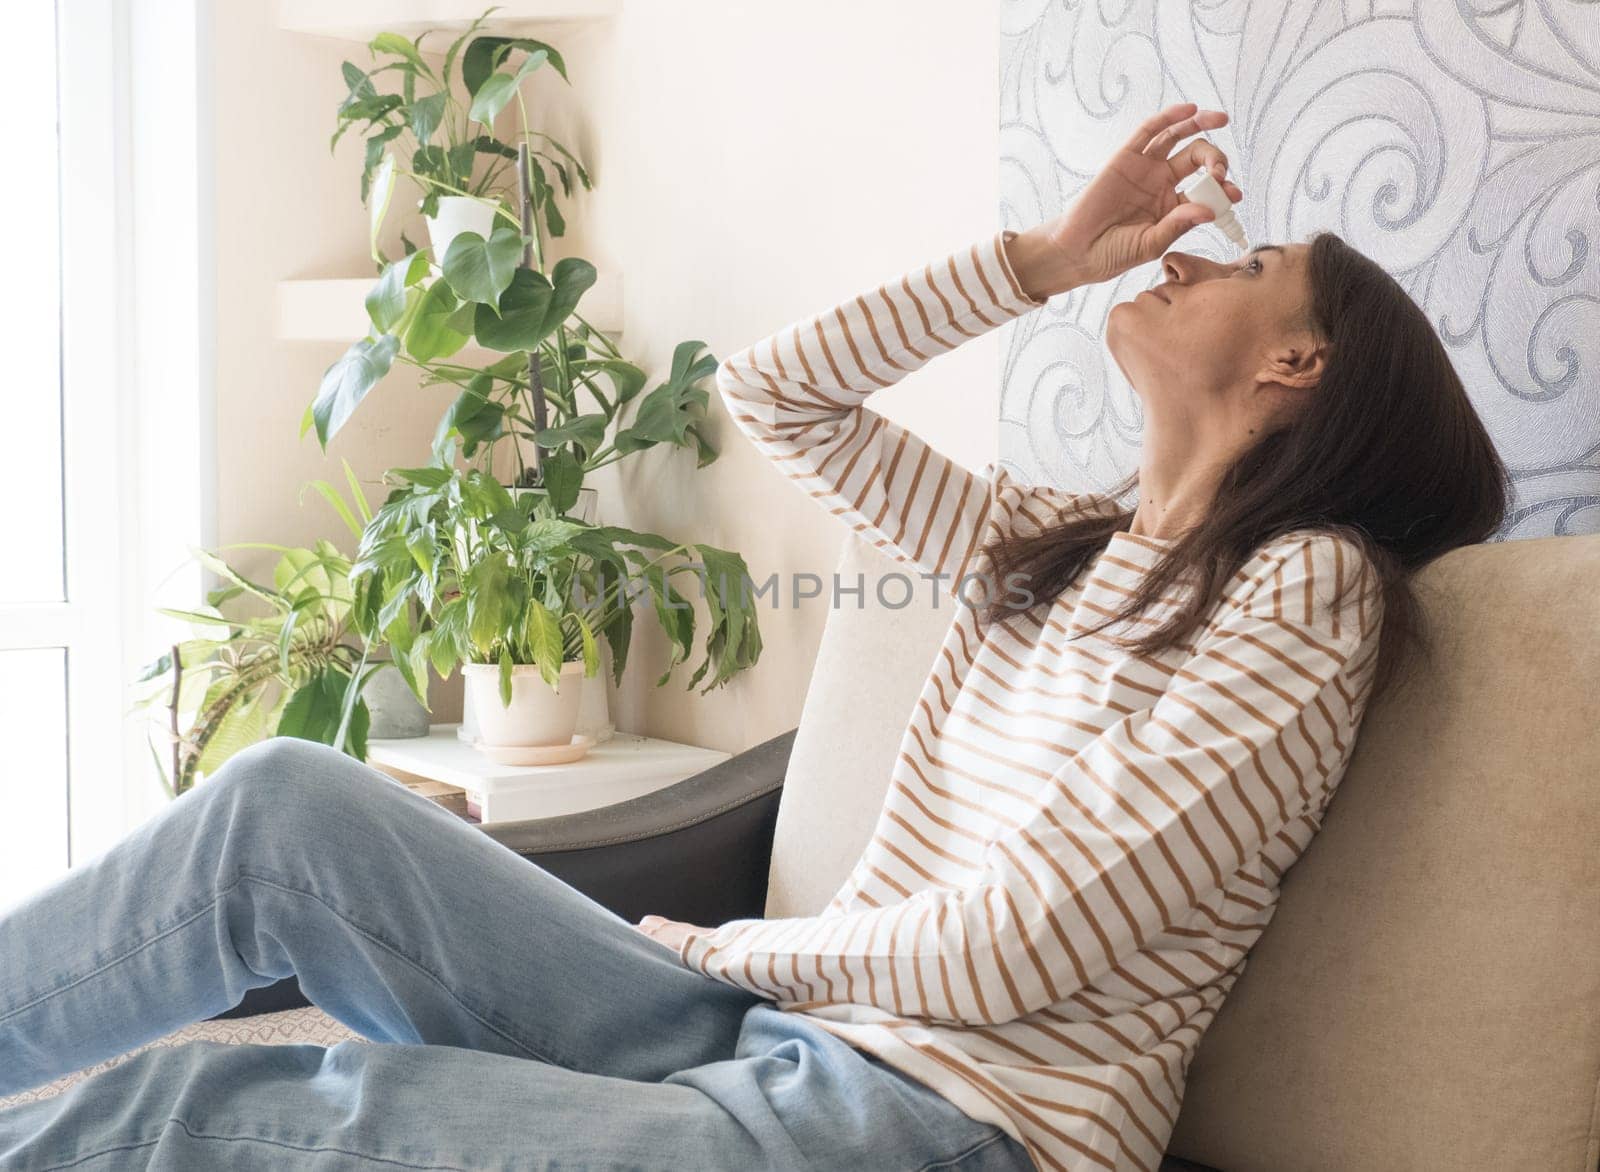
[1,0,210,904]
[2,0,73,899]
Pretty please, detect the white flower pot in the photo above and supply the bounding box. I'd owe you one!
[425,195,500,261]
[459,653,614,746]
[462,660,587,749]
[457,485,614,745]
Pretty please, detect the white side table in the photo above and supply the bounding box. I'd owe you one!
[365,723,730,824]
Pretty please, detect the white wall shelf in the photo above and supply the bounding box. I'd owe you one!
[275,271,622,342]
[277,0,620,44]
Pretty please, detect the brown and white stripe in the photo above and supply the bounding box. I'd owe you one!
[679,229,1385,1172]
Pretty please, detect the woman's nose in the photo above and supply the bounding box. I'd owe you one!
[1161,251,1196,284]
[1160,251,1223,286]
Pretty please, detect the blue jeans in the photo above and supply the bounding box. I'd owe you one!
[0,736,1035,1171]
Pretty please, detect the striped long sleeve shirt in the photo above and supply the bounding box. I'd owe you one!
[678,228,1385,1172]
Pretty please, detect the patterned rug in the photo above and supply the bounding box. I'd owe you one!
[0,1006,362,1108]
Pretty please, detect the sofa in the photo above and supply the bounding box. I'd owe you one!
[12,528,1600,1172]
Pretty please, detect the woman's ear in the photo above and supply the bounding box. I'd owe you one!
[1259,338,1329,390]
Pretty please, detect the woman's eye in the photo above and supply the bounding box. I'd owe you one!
[1246,257,1263,273]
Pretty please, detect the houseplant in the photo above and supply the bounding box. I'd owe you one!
[330,11,582,255]
[132,464,386,794]
[312,10,752,741]
[312,9,717,506]
[347,436,762,758]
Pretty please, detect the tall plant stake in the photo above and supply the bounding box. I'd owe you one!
[517,142,549,486]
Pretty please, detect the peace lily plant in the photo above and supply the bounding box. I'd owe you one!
[348,437,762,752]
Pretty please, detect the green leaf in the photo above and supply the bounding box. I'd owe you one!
[533,413,607,460]
[340,60,378,104]
[365,250,429,333]
[521,597,564,687]
[409,91,447,144]
[277,670,370,758]
[527,156,566,238]
[429,599,468,677]
[572,609,600,678]
[442,374,506,453]
[472,134,518,160]
[685,420,719,468]
[574,357,647,405]
[441,226,523,304]
[360,125,403,202]
[468,72,518,126]
[447,141,478,186]
[468,48,551,125]
[537,447,584,513]
[645,566,695,687]
[462,36,568,96]
[403,280,469,363]
[613,340,715,454]
[391,465,454,488]
[473,257,595,352]
[195,692,279,781]
[443,13,493,86]
[688,545,760,692]
[498,644,514,707]
[474,268,548,352]
[466,557,510,655]
[527,129,593,191]
[369,32,435,78]
[312,334,400,448]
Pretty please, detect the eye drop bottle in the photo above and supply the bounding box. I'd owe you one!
[1177,168,1248,252]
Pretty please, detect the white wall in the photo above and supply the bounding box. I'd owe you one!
[213,0,1002,753]
[212,1,467,719]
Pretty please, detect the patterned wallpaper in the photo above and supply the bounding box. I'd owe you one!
[997,0,1600,539]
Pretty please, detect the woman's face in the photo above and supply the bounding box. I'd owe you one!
[1106,242,1323,423]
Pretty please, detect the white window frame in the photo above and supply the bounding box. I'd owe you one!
[43,0,215,862]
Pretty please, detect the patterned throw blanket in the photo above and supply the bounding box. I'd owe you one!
[0,1006,360,1109]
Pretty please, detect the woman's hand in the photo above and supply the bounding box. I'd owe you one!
[1006,103,1243,298]
[636,914,698,951]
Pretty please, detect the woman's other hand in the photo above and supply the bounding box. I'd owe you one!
[636,914,698,951]
[1005,103,1244,299]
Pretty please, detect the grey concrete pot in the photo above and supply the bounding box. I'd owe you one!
[364,661,431,739]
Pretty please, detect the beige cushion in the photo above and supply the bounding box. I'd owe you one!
[773,528,1600,1168]
[765,536,959,918]
[1168,532,1600,1170]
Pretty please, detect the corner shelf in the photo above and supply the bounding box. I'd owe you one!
[365,723,729,823]
[275,271,623,342]
[277,0,620,43]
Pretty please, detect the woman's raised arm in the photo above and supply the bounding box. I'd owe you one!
[715,229,1048,592]
[716,103,1242,591]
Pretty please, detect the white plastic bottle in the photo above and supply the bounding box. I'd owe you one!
[1177,167,1248,252]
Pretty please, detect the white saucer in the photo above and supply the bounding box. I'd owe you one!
[474,734,595,766]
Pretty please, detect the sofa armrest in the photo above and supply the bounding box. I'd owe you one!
[481,726,794,925]
[214,727,796,1020]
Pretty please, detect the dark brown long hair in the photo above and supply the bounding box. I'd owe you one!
[979,230,1511,706]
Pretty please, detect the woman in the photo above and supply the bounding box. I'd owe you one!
[1,103,1507,1172]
